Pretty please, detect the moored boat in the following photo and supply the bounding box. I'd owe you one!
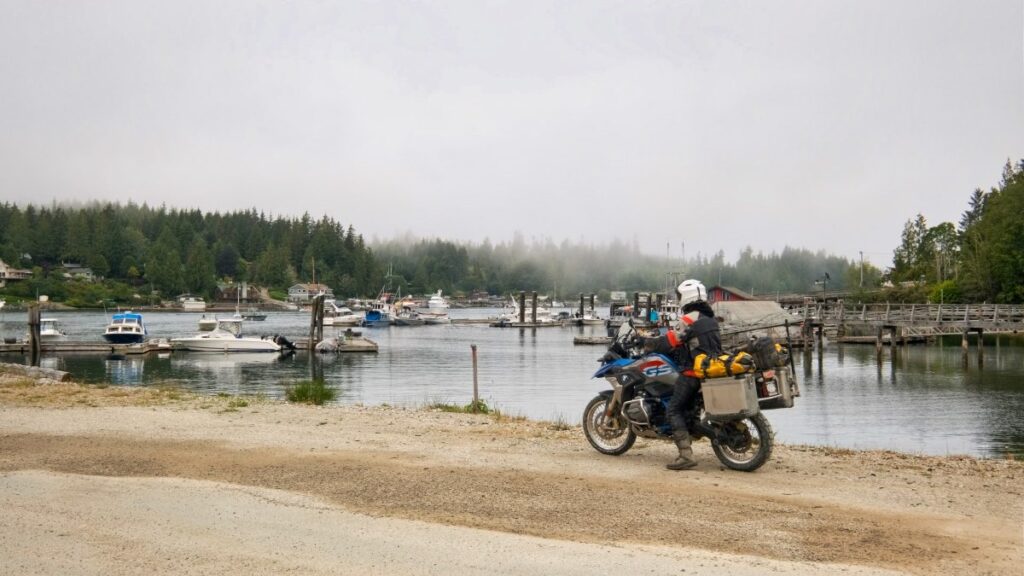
[38,318,67,342]
[179,295,207,312]
[362,289,395,327]
[323,299,363,326]
[102,312,147,344]
[240,306,267,321]
[198,315,218,331]
[171,317,281,352]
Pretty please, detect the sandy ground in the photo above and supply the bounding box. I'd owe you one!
[0,376,1021,575]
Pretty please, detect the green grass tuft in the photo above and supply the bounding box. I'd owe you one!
[285,379,337,405]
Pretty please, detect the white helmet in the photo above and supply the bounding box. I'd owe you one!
[676,279,707,306]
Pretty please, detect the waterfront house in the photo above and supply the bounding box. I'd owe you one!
[288,283,334,303]
[0,259,32,288]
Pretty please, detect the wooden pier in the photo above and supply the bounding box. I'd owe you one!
[795,302,1024,361]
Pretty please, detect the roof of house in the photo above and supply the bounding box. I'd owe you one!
[711,285,757,300]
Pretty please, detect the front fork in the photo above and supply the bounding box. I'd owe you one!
[601,377,625,426]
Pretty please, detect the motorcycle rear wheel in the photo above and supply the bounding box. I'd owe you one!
[711,412,774,472]
[582,395,636,455]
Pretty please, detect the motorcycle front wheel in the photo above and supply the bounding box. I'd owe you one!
[711,412,774,472]
[582,394,636,455]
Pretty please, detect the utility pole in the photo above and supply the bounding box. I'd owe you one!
[859,251,864,288]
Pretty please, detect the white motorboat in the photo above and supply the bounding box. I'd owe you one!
[198,315,218,331]
[393,307,426,326]
[171,317,281,352]
[493,294,556,324]
[323,299,363,326]
[38,317,67,342]
[102,311,147,344]
[422,314,451,325]
[417,290,451,324]
[179,295,207,312]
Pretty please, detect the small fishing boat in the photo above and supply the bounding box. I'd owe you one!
[102,311,147,344]
[362,289,395,327]
[171,317,281,352]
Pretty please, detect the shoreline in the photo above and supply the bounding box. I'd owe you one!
[1,373,1021,575]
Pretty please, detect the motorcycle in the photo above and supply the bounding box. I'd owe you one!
[582,320,799,472]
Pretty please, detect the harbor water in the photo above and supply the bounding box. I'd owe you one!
[1,308,1022,458]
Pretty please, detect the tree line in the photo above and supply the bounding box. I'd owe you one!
[887,159,1024,303]
[0,203,377,304]
[4,159,1018,307]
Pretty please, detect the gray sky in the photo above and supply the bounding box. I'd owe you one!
[1,1,1022,268]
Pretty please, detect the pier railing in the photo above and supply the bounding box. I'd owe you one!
[802,302,1024,333]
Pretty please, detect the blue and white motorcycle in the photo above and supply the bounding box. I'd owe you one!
[582,321,799,472]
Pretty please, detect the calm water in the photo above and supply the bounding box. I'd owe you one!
[2,308,1022,458]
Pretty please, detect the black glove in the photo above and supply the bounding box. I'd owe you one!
[642,335,675,355]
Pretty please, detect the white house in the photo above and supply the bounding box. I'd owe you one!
[287,283,334,303]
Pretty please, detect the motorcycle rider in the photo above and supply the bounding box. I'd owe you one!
[642,279,722,470]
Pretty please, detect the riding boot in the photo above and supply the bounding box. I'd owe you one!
[667,431,698,470]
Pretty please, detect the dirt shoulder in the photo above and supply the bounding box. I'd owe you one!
[0,377,1020,575]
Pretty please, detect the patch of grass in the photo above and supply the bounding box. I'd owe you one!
[546,414,573,431]
[427,399,492,414]
[226,397,249,409]
[284,379,336,406]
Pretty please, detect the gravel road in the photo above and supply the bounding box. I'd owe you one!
[0,378,1020,575]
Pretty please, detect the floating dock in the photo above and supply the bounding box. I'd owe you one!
[573,336,613,346]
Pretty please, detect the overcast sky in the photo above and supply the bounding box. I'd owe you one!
[1,1,1021,268]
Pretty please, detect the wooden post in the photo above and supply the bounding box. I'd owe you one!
[578,293,584,317]
[28,305,41,367]
[531,291,538,324]
[633,292,640,320]
[589,294,596,315]
[977,329,984,367]
[518,292,526,324]
[993,304,998,322]
[964,304,969,322]
[471,344,479,411]
[936,303,942,323]
[876,326,884,358]
[909,304,915,322]
[961,330,969,364]
[309,294,325,348]
[860,304,866,321]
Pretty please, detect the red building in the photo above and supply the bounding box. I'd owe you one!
[707,285,756,304]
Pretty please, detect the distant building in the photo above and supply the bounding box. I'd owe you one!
[707,285,757,304]
[217,282,258,303]
[288,283,334,303]
[60,262,96,282]
[0,259,32,287]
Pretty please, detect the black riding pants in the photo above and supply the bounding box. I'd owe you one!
[667,375,700,434]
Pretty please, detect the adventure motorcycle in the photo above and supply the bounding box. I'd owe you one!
[582,321,799,472]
